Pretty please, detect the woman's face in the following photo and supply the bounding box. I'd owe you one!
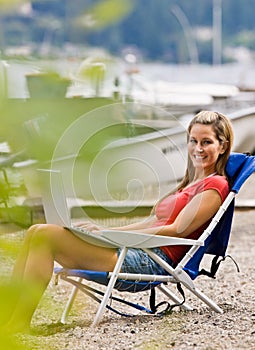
[188,123,225,174]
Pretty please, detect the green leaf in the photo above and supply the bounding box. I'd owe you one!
[76,0,134,30]
[0,0,26,7]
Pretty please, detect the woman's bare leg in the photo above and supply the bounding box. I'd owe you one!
[4,223,118,332]
[11,224,41,280]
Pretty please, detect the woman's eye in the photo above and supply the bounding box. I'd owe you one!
[189,139,196,144]
[203,140,212,145]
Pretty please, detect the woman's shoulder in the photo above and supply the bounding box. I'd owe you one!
[204,174,228,186]
[202,175,229,200]
[205,174,228,183]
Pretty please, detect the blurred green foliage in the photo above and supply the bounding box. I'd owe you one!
[0,0,26,9]
[26,72,71,98]
[76,0,134,30]
[0,98,123,160]
[0,239,30,349]
[0,2,138,349]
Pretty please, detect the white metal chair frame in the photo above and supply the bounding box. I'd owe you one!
[54,152,255,326]
[56,192,235,326]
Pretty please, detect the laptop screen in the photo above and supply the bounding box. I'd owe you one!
[37,168,71,227]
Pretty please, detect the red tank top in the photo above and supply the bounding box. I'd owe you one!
[153,175,229,264]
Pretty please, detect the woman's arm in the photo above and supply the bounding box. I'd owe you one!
[74,189,222,236]
[73,214,157,231]
[108,215,157,231]
[131,189,222,238]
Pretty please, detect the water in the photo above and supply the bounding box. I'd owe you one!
[2,59,255,99]
[139,62,255,88]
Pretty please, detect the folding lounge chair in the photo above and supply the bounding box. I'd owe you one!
[53,152,255,326]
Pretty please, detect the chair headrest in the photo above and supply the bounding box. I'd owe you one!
[226,152,255,192]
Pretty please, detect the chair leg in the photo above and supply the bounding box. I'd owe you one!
[144,248,223,314]
[92,247,127,327]
[158,284,193,311]
[186,286,223,313]
[61,278,82,324]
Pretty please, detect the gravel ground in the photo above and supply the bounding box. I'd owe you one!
[0,174,254,350]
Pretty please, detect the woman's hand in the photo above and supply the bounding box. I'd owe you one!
[73,221,103,232]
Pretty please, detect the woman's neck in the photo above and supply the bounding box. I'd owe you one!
[193,169,217,182]
[181,171,217,191]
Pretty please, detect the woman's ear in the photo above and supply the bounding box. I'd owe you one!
[220,141,229,154]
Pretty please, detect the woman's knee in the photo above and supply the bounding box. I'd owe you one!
[24,224,42,242]
[27,224,63,247]
[26,224,48,240]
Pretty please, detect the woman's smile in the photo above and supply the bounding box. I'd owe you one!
[188,123,225,176]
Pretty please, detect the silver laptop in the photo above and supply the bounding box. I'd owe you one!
[37,168,71,227]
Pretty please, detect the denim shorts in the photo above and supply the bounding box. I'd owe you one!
[117,247,174,275]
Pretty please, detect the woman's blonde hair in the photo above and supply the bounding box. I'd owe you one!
[151,110,234,213]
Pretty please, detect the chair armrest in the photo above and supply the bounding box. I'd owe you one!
[68,227,204,249]
[100,230,204,248]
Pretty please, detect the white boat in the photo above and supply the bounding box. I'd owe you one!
[153,80,239,99]
[13,105,255,207]
[117,74,242,117]
[122,75,215,116]
[226,106,255,152]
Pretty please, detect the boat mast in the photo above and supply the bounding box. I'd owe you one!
[212,0,222,65]
[171,5,199,65]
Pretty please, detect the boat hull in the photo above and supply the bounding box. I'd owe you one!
[14,107,255,205]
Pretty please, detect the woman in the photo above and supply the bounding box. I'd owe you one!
[3,110,234,332]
